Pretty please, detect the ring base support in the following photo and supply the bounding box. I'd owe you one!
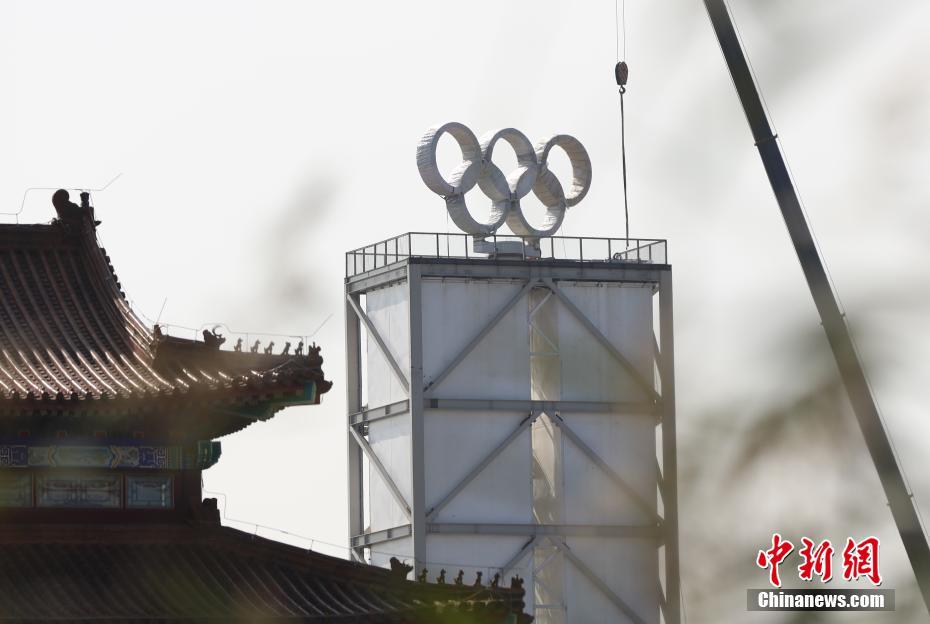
[473,238,541,259]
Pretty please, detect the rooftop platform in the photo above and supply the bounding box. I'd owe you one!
[346,232,668,279]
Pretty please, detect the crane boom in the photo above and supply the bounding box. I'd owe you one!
[703,0,930,611]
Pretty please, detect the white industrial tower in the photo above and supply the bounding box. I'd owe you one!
[345,232,679,624]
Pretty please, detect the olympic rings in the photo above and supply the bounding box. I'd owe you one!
[416,122,592,238]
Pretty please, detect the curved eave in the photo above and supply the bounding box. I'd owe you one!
[0,214,333,430]
[0,378,331,419]
[0,523,531,623]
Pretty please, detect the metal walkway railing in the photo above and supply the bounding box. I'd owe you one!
[346,232,667,277]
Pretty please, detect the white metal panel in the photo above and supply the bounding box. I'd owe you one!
[425,409,532,523]
[365,283,410,408]
[556,283,654,403]
[352,262,670,624]
[421,279,530,400]
[368,412,412,531]
[564,538,659,624]
[561,412,656,525]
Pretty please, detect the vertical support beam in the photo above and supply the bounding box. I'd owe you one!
[530,285,566,624]
[407,263,428,574]
[658,271,680,624]
[346,291,365,563]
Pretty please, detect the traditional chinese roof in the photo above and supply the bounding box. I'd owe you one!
[0,193,533,623]
[0,521,529,623]
[0,191,331,435]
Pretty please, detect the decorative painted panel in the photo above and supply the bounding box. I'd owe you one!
[0,446,27,467]
[36,474,122,508]
[0,445,187,469]
[139,446,175,469]
[0,473,32,507]
[196,441,222,470]
[46,446,115,467]
[127,475,173,509]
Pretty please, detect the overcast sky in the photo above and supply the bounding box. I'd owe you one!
[3,1,929,621]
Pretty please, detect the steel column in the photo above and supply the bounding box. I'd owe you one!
[345,292,365,562]
[659,271,680,624]
[407,264,428,574]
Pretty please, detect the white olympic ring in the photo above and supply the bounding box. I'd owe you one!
[416,122,592,238]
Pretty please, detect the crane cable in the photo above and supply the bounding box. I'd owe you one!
[616,61,629,245]
[615,0,630,246]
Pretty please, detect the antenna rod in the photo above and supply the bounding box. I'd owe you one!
[703,0,930,610]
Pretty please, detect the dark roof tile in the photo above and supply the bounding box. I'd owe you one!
[0,523,530,623]
[0,199,332,422]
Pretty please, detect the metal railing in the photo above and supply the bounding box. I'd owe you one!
[346,232,667,277]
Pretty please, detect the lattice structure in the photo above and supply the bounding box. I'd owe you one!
[346,233,680,623]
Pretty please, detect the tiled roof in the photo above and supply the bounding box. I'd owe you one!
[0,192,331,423]
[0,523,529,623]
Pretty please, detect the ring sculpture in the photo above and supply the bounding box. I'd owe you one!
[416,122,592,238]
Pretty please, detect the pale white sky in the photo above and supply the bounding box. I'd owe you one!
[3,1,929,621]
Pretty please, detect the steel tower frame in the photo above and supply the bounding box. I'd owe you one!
[345,238,679,624]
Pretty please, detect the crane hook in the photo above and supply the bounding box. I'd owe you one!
[615,61,629,94]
